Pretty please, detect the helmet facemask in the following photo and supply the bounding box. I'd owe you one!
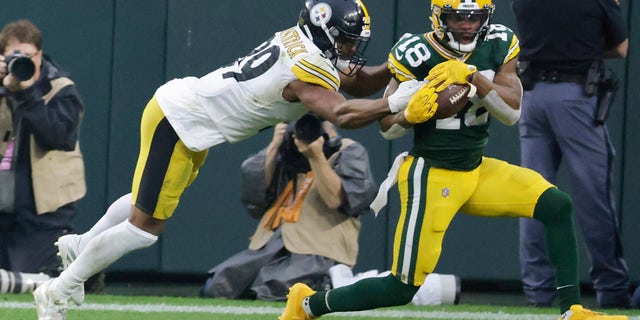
[325,26,369,77]
[431,2,493,54]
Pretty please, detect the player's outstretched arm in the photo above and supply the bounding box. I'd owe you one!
[284,79,346,124]
[334,78,426,129]
[285,79,393,130]
[333,97,392,129]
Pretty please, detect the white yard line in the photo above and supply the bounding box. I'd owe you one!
[2,301,638,320]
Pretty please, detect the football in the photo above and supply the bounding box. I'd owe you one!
[434,83,472,119]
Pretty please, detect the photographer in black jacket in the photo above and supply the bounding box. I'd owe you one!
[0,19,86,279]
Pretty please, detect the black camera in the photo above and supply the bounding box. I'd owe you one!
[278,113,341,175]
[294,113,325,144]
[5,50,35,81]
[278,114,325,175]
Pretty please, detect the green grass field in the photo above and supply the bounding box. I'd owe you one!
[2,293,639,320]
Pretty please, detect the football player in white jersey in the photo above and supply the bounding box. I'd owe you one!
[32,1,404,319]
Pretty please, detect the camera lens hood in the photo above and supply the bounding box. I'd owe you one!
[8,56,36,81]
[294,113,324,144]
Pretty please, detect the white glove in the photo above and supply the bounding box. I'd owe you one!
[387,79,424,113]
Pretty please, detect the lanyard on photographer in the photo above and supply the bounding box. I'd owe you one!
[0,99,21,171]
[2,124,22,173]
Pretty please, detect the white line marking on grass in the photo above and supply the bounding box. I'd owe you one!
[2,302,638,320]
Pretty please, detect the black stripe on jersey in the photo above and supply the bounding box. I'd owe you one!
[136,117,179,215]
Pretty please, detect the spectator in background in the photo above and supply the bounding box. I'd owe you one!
[0,19,86,279]
[513,0,631,308]
[202,116,377,301]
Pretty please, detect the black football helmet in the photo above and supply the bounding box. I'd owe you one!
[298,0,371,76]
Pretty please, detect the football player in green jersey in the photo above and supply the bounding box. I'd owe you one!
[280,0,628,319]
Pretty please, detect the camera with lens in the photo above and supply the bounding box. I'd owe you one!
[4,50,35,81]
[278,113,341,175]
[294,113,325,144]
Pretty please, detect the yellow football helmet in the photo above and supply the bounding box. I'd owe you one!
[430,0,494,53]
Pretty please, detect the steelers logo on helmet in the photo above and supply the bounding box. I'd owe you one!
[310,3,332,27]
[430,0,494,54]
[298,0,371,77]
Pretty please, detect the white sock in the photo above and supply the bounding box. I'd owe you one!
[303,296,316,316]
[78,193,133,252]
[56,220,157,297]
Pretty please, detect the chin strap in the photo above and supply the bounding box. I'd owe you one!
[446,32,479,53]
[301,24,313,42]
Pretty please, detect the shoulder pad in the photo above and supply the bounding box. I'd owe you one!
[291,52,340,91]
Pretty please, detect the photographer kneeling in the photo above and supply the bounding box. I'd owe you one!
[202,113,377,301]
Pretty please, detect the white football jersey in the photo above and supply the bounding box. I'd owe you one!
[155,25,341,151]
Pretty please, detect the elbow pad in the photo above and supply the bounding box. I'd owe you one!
[480,90,520,125]
[380,123,408,140]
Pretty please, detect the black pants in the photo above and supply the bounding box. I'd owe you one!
[0,203,75,276]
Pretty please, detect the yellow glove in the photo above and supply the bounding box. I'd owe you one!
[404,85,438,124]
[426,60,477,92]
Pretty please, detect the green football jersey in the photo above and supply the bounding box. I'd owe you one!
[388,24,520,170]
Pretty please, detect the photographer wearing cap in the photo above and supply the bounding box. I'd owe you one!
[202,114,377,301]
[0,20,86,278]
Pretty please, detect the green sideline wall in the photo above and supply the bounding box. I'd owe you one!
[2,0,637,284]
